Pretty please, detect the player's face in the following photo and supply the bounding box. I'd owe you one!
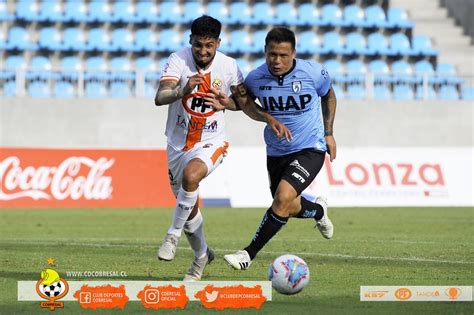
[265,41,296,76]
[190,35,220,69]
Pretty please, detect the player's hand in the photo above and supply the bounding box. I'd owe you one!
[267,116,292,142]
[325,135,337,162]
[203,87,230,111]
[183,70,205,96]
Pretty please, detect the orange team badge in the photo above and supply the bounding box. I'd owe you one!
[394,288,412,301]
[73,284,128,310]
[195,285,266,310]
[137,285,188,309]
[36,268,69,311]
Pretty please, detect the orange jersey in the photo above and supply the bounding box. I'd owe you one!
[160,48,243,151]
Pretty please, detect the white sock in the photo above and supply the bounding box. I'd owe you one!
[167,188,199,237]
[184,209,208,259]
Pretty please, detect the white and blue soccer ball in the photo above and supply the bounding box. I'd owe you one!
[268,254,310,295]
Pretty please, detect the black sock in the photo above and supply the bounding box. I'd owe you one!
[295,197,324,220]
[244,207,288,260]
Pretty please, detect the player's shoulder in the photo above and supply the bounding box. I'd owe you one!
[246,62,267,80]
[296,59,325,73]
[170,47,192,62]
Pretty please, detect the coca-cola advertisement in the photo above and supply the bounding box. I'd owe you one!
[0,148,175,208]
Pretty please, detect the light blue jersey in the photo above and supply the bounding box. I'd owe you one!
[245,59,331,156]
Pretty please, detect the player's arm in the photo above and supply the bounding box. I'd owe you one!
[155,71,206,106]
[321,87,337,161]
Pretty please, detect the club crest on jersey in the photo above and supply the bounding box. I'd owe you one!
[212,78,222,89]
[292,81,302,93]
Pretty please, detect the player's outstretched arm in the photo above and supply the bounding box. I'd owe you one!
[321,87,337,162]
[155,71,206,106]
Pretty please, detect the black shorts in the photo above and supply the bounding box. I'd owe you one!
[267,149,325,197]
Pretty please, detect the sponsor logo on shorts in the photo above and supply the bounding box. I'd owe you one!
[290,160,310,177]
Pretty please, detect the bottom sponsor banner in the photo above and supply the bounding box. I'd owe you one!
[361,286,472,301]
[19,280,272,310]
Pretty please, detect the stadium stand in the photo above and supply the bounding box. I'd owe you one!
[0,0,472,99]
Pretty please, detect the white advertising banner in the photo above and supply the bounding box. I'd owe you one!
[200,147,474,207]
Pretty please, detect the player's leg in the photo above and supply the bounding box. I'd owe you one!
[182,141,228,280]
[158,158,207,261]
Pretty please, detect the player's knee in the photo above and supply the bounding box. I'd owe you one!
[182,168,203,189]
[272,195,293,217]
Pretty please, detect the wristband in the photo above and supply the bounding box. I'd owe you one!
[324,130,333,136]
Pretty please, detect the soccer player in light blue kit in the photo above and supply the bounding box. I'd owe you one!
[223,28,337,270]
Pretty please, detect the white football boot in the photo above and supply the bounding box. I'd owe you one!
[315,196,334,239]
[157,234,179,261]
[224,250,252,270]
[183,247,215,281]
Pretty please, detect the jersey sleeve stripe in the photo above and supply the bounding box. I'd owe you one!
[160,76,180,82]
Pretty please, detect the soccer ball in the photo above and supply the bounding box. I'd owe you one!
[268,254,310,295]
[41,281,63,297]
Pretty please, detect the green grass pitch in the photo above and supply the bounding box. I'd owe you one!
[0,207,472,314]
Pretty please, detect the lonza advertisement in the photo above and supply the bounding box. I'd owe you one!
[0,147,472,208]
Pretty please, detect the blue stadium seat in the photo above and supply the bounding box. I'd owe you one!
[6,26,38,50]
[157,29,182,52]
[389,32,411,56]
[218,31,230,53]
[411,35,438,57]
[347,84,365,100]
[85,81,108,98]
[391,60,415,83]
[136,56,160,81]
[461,86,474,100]
[38,27,62,51]
[343,4,365,28]
[236,58,251,77]
[206,2,230,24]
[436,63,463,85]
[274,3,298,26]
[15,0,40,21]
[249,29,267,54]
[87,0,112,23]
[182,1,205,23]
[364,5,386,28]
[110,81,132,98]
[252,58,265,68]
[367,32,391,56]
[331,84,344,99]
[345,32,368,55]
[111,1,138,23]
[86,28,112,52]
[135,1,159,23]
[28,81,50,97]
[438,85,459,100]
[414,60,435,84]
[346,59,366,83]
[368,59,391,83]
[228,2,252,25]
[110,57,134,80]
[324,59,344,82]
[85,56,109,81]
[252,2,274,25]
[297,31,320,54]
[145,82,157,97]
[63,0,88,22]
[0,1,14,21]
[158,1,182,24]
[135,29,159,52]
[297,3,318,26]
[159,57,169,71]
[5,55,27,70]
[322,31,344,55]
[28,56,53,81]
[229,30,253,54]
[319,4,343,27]
[54,81,75,98]
[62,27,87,51]
[373,84,392,100]
[387,7,414,29]
[3,81,17,97]
[0,30,7,50]
[415,84,437,100]
[110,28,136,52]
[38,0,64,22]
[60,56,83,80]
[393,83,414,100]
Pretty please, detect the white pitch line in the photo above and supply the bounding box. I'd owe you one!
[2,240,473,265]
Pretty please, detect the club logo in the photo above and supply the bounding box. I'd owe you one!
[211,78,222,89]
[35,267,69,311]
[292,81,302,93]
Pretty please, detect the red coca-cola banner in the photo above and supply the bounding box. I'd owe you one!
[0,148,175,208]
